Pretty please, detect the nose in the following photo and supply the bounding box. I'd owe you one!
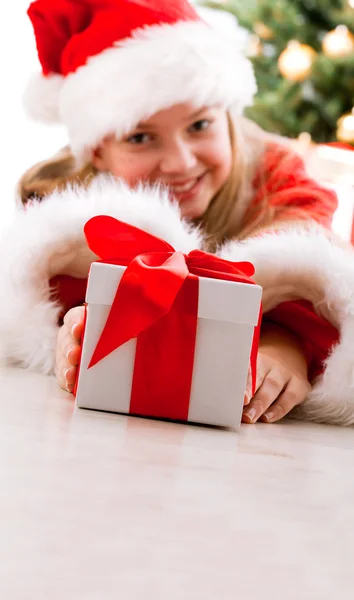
[159,139,197,175]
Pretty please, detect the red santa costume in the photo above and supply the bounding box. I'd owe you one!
[1,0,353,426]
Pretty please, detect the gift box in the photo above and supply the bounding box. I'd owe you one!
[75,216,262,428]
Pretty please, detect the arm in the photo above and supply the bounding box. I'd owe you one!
[243,321,311,424]
[218,176,354,426]
[243,302,340,424]
[263,299,339,382]
[239,143,340,422]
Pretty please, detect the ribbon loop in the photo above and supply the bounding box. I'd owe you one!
[84,215,174,263]
[186,249,256,282]
[88,250,189,367]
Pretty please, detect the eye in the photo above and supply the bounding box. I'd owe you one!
[126,132,152,145]
[189,119,212,133]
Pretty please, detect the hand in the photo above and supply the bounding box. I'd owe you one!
[242,323,311,424]
[55,306,85,392]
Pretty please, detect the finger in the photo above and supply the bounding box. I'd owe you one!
[63,306,85,341]
[55,331,69,390]
[55,348,73,389]
[244,366,252,405]
[244,359,267,406]
[55,330,80,390]
[55,360,70,391]
[60,328,81,366]
[65,364,79,395]
[65,365,77,386]
[261,380,311,423]
[242,368,286,424]
[71,321,84,343]
[67,344,82,367]
[56,362,77,392]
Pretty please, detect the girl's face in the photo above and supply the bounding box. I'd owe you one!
[92,103,232,219]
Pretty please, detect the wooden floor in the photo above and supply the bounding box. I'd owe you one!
[0,366,353,599]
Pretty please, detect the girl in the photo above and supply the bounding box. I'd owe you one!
[2,0,354,426]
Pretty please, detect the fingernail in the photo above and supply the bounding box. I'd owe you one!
[243,407,256,422]
[64,368,71,383]
[66,346,76,361]
[263,411,274,422]
[71,325,79,338]
[244,393,250,406]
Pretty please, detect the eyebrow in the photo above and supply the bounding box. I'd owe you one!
[136,107,208,130]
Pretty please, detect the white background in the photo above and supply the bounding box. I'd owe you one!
[0,1,352,240]
[0,1,68,233]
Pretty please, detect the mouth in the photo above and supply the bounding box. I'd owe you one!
[167,172,207,202]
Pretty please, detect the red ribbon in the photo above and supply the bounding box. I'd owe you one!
[84,216,261,421]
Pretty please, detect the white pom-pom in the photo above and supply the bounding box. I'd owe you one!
[22,72,64,124]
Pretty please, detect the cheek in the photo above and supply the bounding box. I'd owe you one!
[214,145,232,185]
[200,137,232,188]
[103,149,157,186]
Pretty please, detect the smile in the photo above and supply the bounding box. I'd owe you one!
[167,173,207,201]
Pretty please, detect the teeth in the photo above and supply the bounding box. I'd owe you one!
[170,179,197,193]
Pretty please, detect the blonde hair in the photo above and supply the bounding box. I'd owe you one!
[18,146,98,206]
[18,114,272,246]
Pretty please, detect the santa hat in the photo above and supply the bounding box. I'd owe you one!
[24,0,257,163]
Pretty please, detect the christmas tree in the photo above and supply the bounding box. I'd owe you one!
[201,0,354,145]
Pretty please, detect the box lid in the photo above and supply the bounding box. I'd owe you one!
[86,262,262,326]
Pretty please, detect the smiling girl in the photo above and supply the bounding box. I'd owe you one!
[3,0,354,425]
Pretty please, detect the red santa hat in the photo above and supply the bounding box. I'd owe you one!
[24,0,257,163]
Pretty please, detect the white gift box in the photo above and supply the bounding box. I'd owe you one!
[75,262,262,428]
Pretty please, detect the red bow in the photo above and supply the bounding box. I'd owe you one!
[84,216,261,421]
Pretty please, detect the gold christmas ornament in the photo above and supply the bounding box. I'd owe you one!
[337,108,354,143]
[254,21,274,40]
[322,25,354,58]
[278,41,317,82]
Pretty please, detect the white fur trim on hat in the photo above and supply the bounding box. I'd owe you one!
[24,20,257,163]
[23,72,64,123]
